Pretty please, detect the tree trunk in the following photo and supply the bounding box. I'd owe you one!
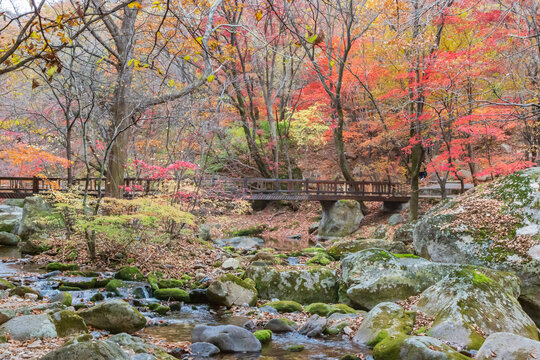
[409,142,424,220]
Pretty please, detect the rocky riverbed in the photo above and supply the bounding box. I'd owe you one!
[1,168,540,359]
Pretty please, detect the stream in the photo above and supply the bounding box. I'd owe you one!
[0,246,371,359]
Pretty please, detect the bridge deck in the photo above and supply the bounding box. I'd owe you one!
[0,177,411,202]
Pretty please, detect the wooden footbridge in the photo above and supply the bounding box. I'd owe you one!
[0,176,410,203]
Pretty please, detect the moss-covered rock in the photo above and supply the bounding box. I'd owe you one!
[340,249,459,309]
[41,340,129,360]
[46,263,79,271]
[50,292,72,306]
[59,286,81,291]
[264,318,297,332]
[413,167,540,326]
[114,267,144,281]
[207,274,257,307]
[329,303,357,315]
[306,253,333,266]
[372,333,409,360]
[328,239,409,260]
[157,278,186,289]
[417,268,538,350]
[79,300,146,334]
[51,310,88,337]
[229,225,267,237]
[104,279,125,295]
[61,278,97,290]
[108,333,177,359]
[476,332,540,359]
[353,302,414,346]
[90,292,104,302]
[246,265,338,304]
[153,305,170,315]
[17,196,51,241]
[253,329,272,344]
[0,279,14,290]
[264,300,303,313]
[9,286,42,299]
[0,231,20,246]
[154,288,190,302]
[305,303,331,316]
[398,336,473,360]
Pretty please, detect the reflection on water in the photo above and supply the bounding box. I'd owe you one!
[0,246,21,260]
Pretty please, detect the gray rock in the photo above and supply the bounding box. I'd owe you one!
[214,236,264,250]
[79,300,146,334]
[51,310,88,337]
[340,249,458,309]
[40,340,129,360]
[191,325,261,352]
[221,258,240,270]
[388,213,405,226]
[18,196,51,240]
[198,224,212,241]
[308,223,319,234]
[353,302,414,346]
[2,199,24,208]
[318,200,364,237]
[264,318,296,333]
[207,274,257,307]
[400,336,471,359]
[299,315,327,337]
[190,342,221,357]
[0,314,57,341]
[246,265,338,304]
[476,332,540,359]
[0,231,20,246]
[413,167,540,326]
[417,268,538,349]
[372,224,388,239]
[393,222,416,244]
[108,333,175,359]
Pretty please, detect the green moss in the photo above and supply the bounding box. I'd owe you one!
[154,305,170,315]
[413,326,427,335]
[90,292,104,302]
[94,278,112,288]
[115,266,144,281]
[306,253,333,266]
[325,322,348,335]
[147,303,160,311]
[219,273,257,292]
[59,286,82,291]
[392,253,419,259]
[46,262,79,271]
[61,292,72,306]
[305,303,331,316]
[466,329,486,351]
[222,246,235,253]
[0,279,15,290]
[372,333,409,360]
[51,310,88,337]
[229,225,267,237]
[368,330,389,347]
[74,303,88,310]
[154,288,190,302]
[329,303,357,315]
[66,271,100,277]
[105,279,125,294]
[253,329,272,344]
[264,300,303,313]
[286,344,304,352]
[302,247,326,255]
[157,279,186,289]
[147,275,159,291]
[340,355,359,360]
[277,318,297,327]
[62,278,97,289]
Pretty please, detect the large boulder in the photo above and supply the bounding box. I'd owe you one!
[417,268,538,350]
[207,274,257,307]
[353,302,414,346]
[340,249,458,309]
[107,333,176,359]
[397,336,472,360]
[41,340,129,360]
[18,196,51,240]
[476,332,540,360]
[0,212,20,233]
[327,239,409,260]
[413,168,540,325]
[246,264,338,304]
[79,300,146,334]
[214,236,264,250]
[318,200,364,237]
[0,314,57,341]
[192,325,261,352]
[0,231,20,246]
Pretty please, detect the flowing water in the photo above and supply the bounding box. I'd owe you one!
[0,247,371,359]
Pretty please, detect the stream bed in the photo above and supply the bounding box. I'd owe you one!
[0,247,371,359]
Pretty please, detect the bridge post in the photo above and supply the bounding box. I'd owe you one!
[32,177,40,194]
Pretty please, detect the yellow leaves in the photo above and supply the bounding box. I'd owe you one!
[207,74,215,82]
[128,1,142,9]
[307,34,318,43]
[255,9,263,21]
[152,0,163,10]
[168,79,175,87]
[127,58,141,67]
[46,65,57,77]
[183,55,191,61]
